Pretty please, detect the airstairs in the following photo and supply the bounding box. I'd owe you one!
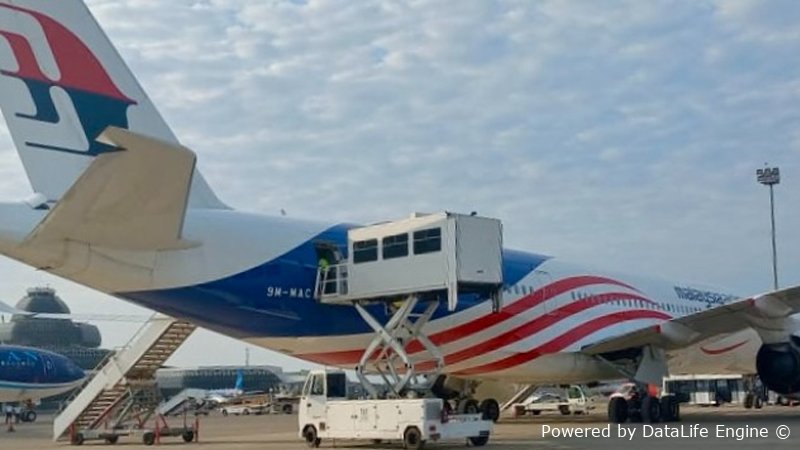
[500,384,538,416]
[53,316,196,441]
[315,212,504,399]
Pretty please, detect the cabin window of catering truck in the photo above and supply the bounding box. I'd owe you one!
[353,239,378,263]
[413,227,441,254]
[382,233,409,259]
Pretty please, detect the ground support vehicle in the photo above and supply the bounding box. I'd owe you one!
[299,370,492,449]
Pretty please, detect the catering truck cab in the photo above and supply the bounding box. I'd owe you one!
[298,370,492,449]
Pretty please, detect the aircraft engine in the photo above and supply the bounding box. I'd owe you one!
[756,338,800,394]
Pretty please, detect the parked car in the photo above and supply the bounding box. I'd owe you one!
[220,402,267,416]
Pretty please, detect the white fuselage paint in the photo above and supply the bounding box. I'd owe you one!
[0,203,761,384]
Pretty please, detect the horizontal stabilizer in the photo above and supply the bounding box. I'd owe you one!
[25,127,197,250]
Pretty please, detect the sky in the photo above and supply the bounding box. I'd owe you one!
[1,0,800,371]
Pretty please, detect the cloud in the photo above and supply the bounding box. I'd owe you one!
[1,0,799,368]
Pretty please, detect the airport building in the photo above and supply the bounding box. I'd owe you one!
[0,287,111,370]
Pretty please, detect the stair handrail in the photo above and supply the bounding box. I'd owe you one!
[58,312,162,411]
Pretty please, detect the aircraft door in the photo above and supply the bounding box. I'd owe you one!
[531,270,555,317]
[301,372,327,425]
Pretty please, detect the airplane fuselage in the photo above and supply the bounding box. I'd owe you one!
[0,345,86,402]
[0,205,760,384]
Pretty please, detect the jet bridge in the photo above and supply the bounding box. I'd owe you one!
[315,212,504,398]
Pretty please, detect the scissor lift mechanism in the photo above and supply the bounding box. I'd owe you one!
[353,296,445,398]
[315,212,504,399]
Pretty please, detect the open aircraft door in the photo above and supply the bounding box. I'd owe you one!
[531,270,555,317]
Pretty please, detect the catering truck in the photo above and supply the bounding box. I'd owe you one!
[298,370,492,449]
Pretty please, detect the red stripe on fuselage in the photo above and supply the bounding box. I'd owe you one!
[416,291,656,370]
[300,276,642,365]
[454,309,672,376]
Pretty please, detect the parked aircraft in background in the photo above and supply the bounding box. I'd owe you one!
[0,0,798,424]
[0,345,85,403]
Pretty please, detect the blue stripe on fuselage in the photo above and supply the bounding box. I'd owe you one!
[121,224,549,338]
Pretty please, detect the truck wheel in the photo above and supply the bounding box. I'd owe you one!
[479,398,500,422]
[303,425,321,448]
[71,433,85,446]
[403,426,425,450]
[660,396,680,422]
[24,410,37,423]
[641,396,661,423]
[559,405,571,415]
[222,409,229,416]
[283,404,293,414]
[468,435,489,447]
[531,410,541,416]
[143,432,156,446]
[607,397,628,423]
[744,393,754,409]
[457,398,479,414]
[182,431,195,442]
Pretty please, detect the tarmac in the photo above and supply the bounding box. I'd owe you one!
[2,404,800,449]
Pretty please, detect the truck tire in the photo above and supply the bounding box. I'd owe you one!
[24,410,37,423]
[469,435,489,447]
[559,405,571,415]
[744,393,754,409]
[404,426,425,450]
[457,398,479,414]
[479,398,500,422]
[303,425,321,448]
[283,404,293,414]
[660,396,680,422]
[641,396,661,423]
[607,397,628,423]
[105,435,119,444]
[71,433,85,446]
[182,431,195,443]
[143,432,156,446]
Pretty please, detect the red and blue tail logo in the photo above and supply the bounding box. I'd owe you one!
[0,2,136,156]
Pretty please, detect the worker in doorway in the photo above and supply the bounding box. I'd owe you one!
[319,256,335,294]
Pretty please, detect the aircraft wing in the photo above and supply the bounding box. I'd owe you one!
[24,127,197,251]
[0,300,30,315]
[582,284,800,355]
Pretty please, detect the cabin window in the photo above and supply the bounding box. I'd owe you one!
[310,373,325,396]
[413,228,441,254]
[353,239,378,263]
[382,233,409,259]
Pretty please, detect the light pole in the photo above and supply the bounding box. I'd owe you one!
[756,166,780,290]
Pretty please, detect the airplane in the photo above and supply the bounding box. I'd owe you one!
[0,0,799,424]
[0,300,86,404]
[0,345,85,404]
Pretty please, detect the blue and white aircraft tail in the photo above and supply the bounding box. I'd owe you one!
[0,0,223,208]
[3,0,800,422]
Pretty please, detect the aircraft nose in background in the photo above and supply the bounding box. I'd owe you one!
[54,354,86,384]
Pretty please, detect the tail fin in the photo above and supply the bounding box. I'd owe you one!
[0,1,225,208]
[234,369,245,392]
